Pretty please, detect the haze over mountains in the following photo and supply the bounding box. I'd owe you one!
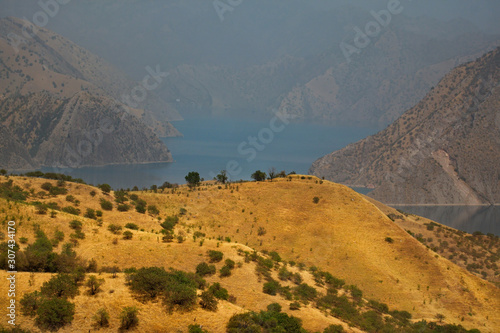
[0,16,179,170]
[2,0,500,127]
[310,47,500,205]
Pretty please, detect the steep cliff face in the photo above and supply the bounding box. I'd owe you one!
[0,17,177,170]
[0,17,182,135]
[0,92,172,169]
[310,47,500,205]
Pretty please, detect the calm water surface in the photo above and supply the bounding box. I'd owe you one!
[44,117,376,188]
[392,205,500,236]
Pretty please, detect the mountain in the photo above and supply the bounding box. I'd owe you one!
[0,17,180,169]
[0,175,498,332]
[310,47,500,205]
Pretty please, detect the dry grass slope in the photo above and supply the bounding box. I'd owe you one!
[0,175,498,332]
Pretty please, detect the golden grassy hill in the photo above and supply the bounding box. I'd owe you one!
[0,175,498,332]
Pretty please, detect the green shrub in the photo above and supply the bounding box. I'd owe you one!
[120,306,139,330]
[123,231,133,240]
[127,267,168,299]
[62,206,80,215]
[20,291,41,316]
[263,280,281,296]
[100,199,113,211]
[147,205,159,215]
[40,274,79,299]
[289,301,301,310]
[117,204,130,212]
[196,262,216,276]
[225,259,235,269]
[69,220,82,230]
[86,275,105,295]
[92,308,110,327]
[220,265,232,277]
[324,324,345,333]
[208,250,224,263]
[267,303,282,313]
[107,224,122,234]
[294,283,317,302]
[35,298,75,331]
[98,184,112,194]
[84,208,97,219]
[200,290,218,311]
[125,223,139,230]
[208,283,229,300]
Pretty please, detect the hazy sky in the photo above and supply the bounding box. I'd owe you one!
[1,0,499,76]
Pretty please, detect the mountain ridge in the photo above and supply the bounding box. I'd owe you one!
[310,47,500,205]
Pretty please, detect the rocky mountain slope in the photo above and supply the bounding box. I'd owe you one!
[0,175,498,332]
[0,17,180,169]
[165,16,499,127]
[310,47,500,205]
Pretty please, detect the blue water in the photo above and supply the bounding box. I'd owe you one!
[44,117,377,189]
[394,205,500,236]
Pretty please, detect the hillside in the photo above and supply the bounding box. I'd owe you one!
[310,47,500,205]
[0,17,179,170]
[0,174,498,332]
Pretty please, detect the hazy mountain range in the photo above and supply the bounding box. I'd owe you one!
[310,47,500,205]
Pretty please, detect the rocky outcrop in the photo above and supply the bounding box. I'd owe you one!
[310,47,500,205]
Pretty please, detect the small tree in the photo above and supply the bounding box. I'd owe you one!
[435,313,445,323]
[251,170,267,181]
[216,170,228,184]
[123,230,133,240]
[196,262,216,276]
[86,275,105,295]
[120,306,139,330]
[93,308,110,328]
[268,167,278,181]
[208,250,224,263]
[185,171,201,188]
[35,298,75,331]
[98,184,112,193]
[100,198,113,211]
[40,274,79,299]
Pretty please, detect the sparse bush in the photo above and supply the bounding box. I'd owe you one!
[123,231,133,240]
[62,206,80,215]
[125,223,139,230]
[69,220,82,230]
[120,306,139,330]
[289,301,301,310]
[117,204,130,212]
[148,205,159,215]
[84,208,97,219]
[92,308,110,327]
[200,290,218,311]
[86,275,105,295]
[107,224,122,234]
